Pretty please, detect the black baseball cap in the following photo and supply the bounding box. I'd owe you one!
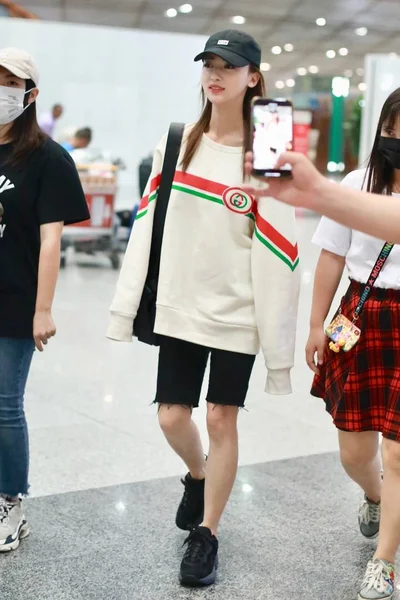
[194,30,261,69]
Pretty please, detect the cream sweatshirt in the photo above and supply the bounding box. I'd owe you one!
[107,127,300,395]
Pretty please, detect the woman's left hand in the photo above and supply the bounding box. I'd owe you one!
[33,310,56,352]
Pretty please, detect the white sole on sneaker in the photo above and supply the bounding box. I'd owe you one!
[0,522,30,553]
[361,530,380,540]
[358,596,393,600]
[358,593,394,600]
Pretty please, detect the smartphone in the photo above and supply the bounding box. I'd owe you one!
[251,98,294,177]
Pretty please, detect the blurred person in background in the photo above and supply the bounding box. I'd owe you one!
[0,47,89,552]
[56,124,77,147]
[38,103,63,138]
[107,30,300,587]
[306,88,400,600]
[62,127,92,153]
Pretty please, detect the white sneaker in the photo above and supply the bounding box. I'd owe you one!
[358,559,395,600]
[0,496,29,552]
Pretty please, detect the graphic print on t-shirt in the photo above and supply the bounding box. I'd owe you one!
[0,173,15,238]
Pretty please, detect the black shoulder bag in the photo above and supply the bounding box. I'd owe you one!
[133,122,185,346]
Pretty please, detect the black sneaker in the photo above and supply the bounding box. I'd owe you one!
[180,526,218,587]
[175,473,205,531]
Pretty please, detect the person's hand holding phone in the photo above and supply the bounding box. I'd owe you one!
[243,151,329,210]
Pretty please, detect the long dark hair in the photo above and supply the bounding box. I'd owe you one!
[364,87,400,195]
[182,66,266,172]
[6,79,47,167]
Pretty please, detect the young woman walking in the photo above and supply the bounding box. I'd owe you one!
[107,30,300,586]
[307,88,400,600]
[0,47,89,552]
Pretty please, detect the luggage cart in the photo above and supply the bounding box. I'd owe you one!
[61,163,121,270]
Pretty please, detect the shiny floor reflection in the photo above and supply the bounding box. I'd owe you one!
[5,212,399,599]
[2,453,399,600]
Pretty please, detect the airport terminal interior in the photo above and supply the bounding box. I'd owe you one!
[4,220,387,600]
[1,1,400,599]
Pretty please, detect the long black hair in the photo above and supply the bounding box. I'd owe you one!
[364,87,400,195]
[6,78,47,168]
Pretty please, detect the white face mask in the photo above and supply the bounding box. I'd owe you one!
[0,85,35,126]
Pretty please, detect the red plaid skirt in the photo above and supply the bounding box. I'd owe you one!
[311,280,400,441]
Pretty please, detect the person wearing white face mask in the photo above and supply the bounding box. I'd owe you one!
[0,48,89,552]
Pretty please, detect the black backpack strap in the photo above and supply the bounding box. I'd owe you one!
[147,123,185,286]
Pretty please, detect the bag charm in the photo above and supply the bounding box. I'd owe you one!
[326,313,361,353]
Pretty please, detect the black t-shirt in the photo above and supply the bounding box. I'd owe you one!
[0,138,90,338]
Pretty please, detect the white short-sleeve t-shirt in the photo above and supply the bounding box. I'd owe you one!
[312,169,400,290]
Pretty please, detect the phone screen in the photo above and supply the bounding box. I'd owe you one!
[252,101,293,174]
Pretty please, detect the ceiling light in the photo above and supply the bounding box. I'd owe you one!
[284,43,294,52]
[355,27,368,36]
[332,76,350,98]
[231,15,246,24]
[326,50,336,59]
[308,65,319,74]
[327,161,345,173]
[339,47,349,56]
[179,3,192,13]
[286,78,295,87]
[260,62,271,71]
[389,53,397,58]
[344,69,353,77]
[297,67,307,76]
[356,67,364,76]
[271,46,282,55]
[358,82,367,91]
[165,8,177,17]
[275,80,285,89]
[316,17,326,26]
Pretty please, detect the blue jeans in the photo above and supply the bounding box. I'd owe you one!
[0,338,35,496]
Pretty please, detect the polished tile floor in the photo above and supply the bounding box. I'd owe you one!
[3,453,399,600]
[4,213,399,599]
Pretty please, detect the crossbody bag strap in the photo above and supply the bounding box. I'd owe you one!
[353,242,395,319]
[147,122,185,286]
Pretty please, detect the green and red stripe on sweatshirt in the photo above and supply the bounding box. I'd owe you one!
[136,171,299,272]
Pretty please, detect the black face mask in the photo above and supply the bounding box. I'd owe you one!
[379,136,400,170]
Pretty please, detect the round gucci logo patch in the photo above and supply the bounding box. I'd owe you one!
[222,187,253,214]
